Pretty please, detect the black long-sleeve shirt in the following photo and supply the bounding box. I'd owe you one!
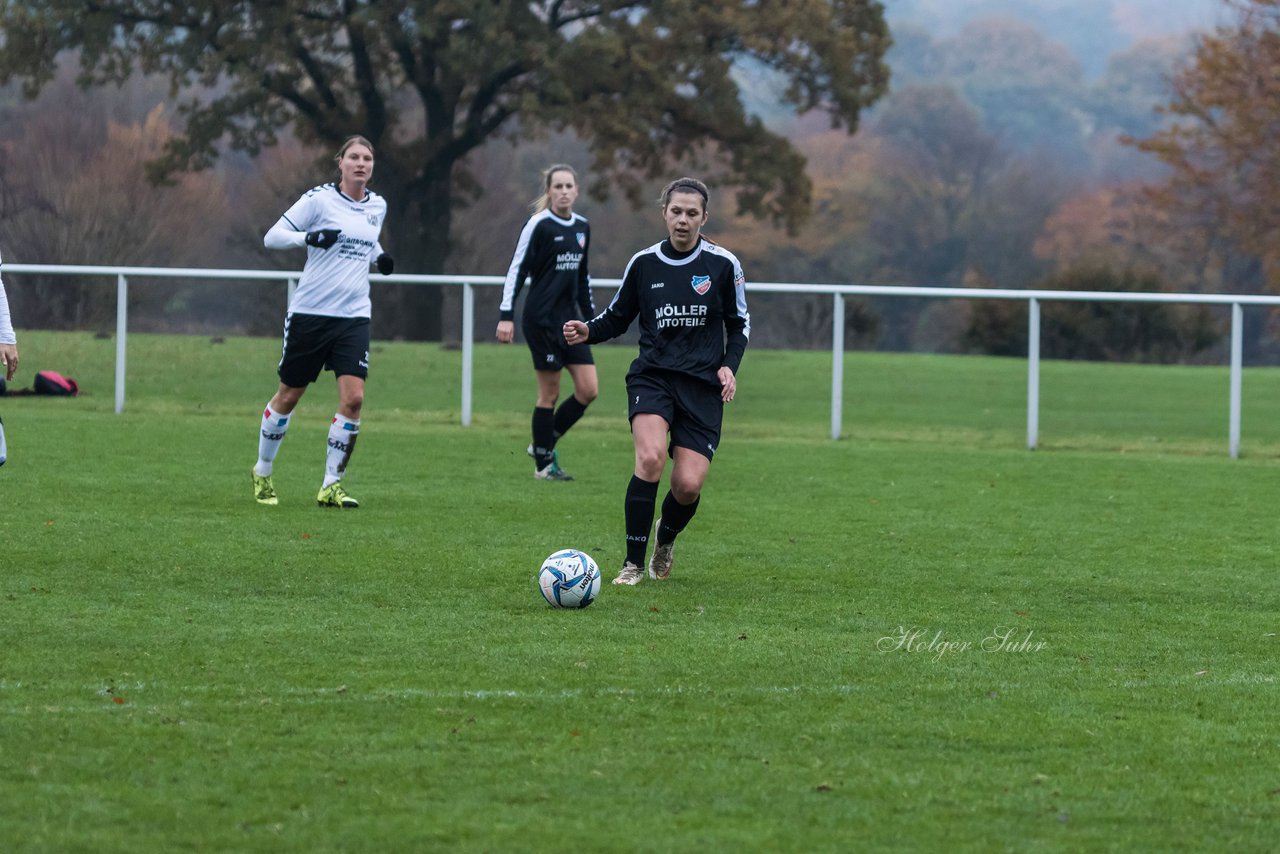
[586,238,750,386]
[498,209,593,328]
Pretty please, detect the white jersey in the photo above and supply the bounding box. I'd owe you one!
[265,183,388,318]
[0,248,14,345]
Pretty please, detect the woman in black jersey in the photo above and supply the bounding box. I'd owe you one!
[496,164,598,481]
[564,177,750,585]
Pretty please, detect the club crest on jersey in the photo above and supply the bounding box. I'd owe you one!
[691,274,711,295]
[576,232,586,249]
[367,213,380,226]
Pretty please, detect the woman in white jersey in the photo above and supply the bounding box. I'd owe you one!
[496,164,597,481]
[0,248,19,466]
[251,135,393,508]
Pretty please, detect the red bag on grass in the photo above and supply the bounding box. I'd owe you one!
[1,371,80,397]
[32,371,79,396]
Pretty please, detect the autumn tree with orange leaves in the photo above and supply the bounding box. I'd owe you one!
[1133,0,1280,292]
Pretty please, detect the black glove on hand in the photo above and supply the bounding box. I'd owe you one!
[376,253,395,276]
[305,228,342,249]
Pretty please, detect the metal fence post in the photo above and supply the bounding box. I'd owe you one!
[1229,302,1243,459]
[831,292,844,440]
[462,282,474,427]
[1027,297,1040,450]
[115,274,128,414]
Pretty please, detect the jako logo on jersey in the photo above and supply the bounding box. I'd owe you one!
[576,232,586,248]
[691,275,711,295]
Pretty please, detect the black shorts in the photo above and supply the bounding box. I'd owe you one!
[524,322,593,372]
[278,313,371,387]
[626,370,723,460]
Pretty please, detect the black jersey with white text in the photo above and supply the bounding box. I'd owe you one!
[586,238,750,386]
[498,210,593,329]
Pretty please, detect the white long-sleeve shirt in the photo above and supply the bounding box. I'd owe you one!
[264,183,388,318]
[0,249,15,345]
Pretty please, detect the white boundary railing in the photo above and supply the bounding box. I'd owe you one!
[6,262,1280,458]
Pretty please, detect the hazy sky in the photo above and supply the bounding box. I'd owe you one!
[885,0,1226,42]
[883,0,1227,78]
[1106,0,1227,39]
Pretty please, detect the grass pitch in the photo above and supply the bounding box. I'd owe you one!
[1,331,1278,852]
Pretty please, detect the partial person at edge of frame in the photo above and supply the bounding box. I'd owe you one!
[496,163,598,481]
[0,247,19,467]
[251,134,395,509]
[564,176,750,585]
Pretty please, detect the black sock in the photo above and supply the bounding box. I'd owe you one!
[624,475,660,567]
[553,395,589,440]
[531,407,555,468]
[656,491,700,546]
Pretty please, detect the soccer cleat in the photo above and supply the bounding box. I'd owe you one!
[613,561,645,586]
[534,457,574,481]
[648,526,675,580]
[316,481,359,508]
[252,471,278,505]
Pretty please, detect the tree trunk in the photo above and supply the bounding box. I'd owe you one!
[371,158,455,341]
[416,165,461,347]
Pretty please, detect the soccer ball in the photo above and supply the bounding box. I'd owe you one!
[538,549,601,609]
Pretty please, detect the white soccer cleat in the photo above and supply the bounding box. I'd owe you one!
[648,530,674,581]
[613,561,644,586]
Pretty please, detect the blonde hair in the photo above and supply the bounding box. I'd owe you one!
[532,164,578,212]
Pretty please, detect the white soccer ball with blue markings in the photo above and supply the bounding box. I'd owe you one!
[538,549,601,609]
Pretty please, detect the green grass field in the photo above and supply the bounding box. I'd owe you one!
[2,331,1278,852]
